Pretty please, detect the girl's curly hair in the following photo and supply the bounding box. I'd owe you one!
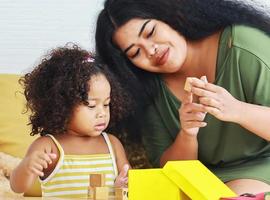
[20,44,131,136]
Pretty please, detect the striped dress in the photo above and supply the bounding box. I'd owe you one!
[39,132,118,198]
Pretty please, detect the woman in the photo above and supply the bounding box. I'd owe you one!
[95,0,270,194]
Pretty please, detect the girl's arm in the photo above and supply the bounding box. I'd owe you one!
[10,137,56,193]
[108,134,130,171]
[108,134,130,187]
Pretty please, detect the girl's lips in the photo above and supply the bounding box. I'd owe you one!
[156,48,169,66]
[95,123,106,131]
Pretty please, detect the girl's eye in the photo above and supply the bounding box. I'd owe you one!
[87,105,95,109]
[131,48,140,59]
[146,25,156,38]
[104,104,110,107]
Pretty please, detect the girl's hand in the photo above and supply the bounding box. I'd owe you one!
[190,78,242,122]
[114,164,129,188]
[179,89,207,136]
[22,150,56,177]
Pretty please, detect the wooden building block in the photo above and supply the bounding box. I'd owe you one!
[89,173,105,187]
[88,186,94,199]
[184,77,193,92]
[94,187,109,200]
[115,187,128,200]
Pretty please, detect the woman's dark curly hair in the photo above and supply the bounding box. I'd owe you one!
[95,0,270,142]
[20,44,131,136]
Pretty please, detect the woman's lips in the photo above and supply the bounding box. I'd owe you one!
[155,48,169,66]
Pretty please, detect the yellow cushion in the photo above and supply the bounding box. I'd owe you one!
[0,74,41,196]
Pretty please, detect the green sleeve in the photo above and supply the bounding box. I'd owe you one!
[237,49,270,106]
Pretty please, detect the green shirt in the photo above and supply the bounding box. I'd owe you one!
[142,25,270,183]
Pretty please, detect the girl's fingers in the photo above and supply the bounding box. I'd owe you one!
[33,162,44,171]
[30,167,44,177]
[38,152,56,165]
[41,153,53,165]
[37,158,48,169]
[118,164,129,177]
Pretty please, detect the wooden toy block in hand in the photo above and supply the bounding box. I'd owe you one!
[184,77,193,92]
[115,187,128,200]
[184,76,208,92]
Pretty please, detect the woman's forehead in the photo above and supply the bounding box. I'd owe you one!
[113,18,153,45]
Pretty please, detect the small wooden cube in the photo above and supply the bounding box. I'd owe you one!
[115,187,128,200]
[88,186,95,199]
[184,77,193,92]
[94,187,109,200]
[89,173,105,187]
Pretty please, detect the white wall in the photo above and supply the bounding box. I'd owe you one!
[0,0,104,74]
[0,0,269,74]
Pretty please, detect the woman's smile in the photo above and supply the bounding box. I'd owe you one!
[154,47,170,66]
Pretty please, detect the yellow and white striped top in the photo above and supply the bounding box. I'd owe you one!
[39,132,118,198]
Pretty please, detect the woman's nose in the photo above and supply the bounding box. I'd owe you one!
[147,43,158,58]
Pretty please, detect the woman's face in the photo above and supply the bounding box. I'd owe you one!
[113,18,188,74]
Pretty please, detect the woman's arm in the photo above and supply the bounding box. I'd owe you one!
[160,130,198,166]
[10,137,56,193]
[160,89,207,166]
[190,78,270,140]
[236,102,270,140]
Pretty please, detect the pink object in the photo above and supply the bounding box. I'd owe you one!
[220,193,266,200]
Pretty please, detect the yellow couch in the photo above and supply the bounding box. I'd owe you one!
[0,74,41,196]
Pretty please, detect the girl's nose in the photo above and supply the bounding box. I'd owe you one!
[96,108,106,118]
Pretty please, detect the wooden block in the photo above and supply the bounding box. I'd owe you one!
[115,187,128,200]
[89,173,105,187]
[88,186,94,199]
[184,77,193,92]
[94,187,109,200]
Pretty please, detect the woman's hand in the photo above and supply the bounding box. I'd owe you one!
[22,150,56,177]
[179,90,207,136]
[190,78,242,123]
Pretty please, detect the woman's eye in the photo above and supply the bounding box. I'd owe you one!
[131,48,140,59]
[104,104,110,107]
[146,25,156,38]
[87,105,95,109]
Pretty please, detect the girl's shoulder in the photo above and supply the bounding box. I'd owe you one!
[26,135,58,155]
[106,133,121,145]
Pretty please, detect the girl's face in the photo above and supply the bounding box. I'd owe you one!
[67,74,111,137]
[113,18,188,74]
